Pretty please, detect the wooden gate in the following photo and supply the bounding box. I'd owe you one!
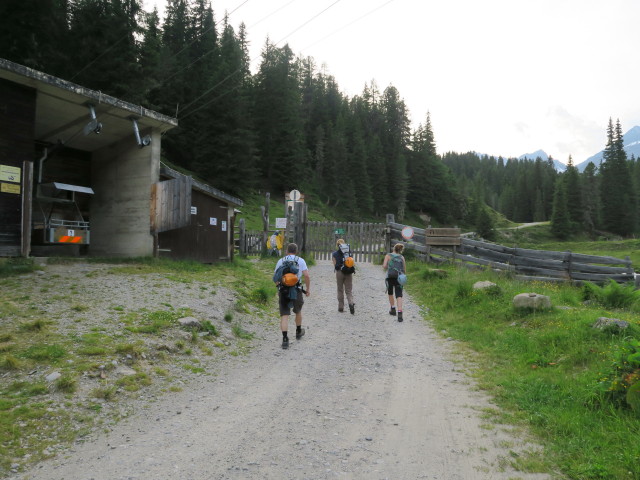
[305,221,386,262]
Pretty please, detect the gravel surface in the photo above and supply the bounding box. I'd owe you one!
[11,260,553,480]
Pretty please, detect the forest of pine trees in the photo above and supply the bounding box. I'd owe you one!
[1,0,639,235]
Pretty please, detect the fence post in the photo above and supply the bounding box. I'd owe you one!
[239,218,246,255]
[261,192,270,255]
[564,251,573,282]
[385,214,394,253]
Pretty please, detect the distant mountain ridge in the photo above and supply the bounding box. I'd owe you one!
[472,126,640,172]
[518,149,567,172]
[513,126,640,172]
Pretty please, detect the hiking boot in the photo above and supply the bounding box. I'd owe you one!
[349,304,355,315]
[397,311,403,322]
[282,337,289,349]
[296,328,305,339]
[338,307,344,312]
[389,306,396,316]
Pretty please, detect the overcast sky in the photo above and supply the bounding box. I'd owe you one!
[144,0,640,164]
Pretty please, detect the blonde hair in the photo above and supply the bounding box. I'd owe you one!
[393,243,404,254]
[336,238,345,248]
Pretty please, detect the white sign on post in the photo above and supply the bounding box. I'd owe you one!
[275,217,287,229]
[289,189,301,202]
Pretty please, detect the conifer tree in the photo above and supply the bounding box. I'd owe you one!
[476,207,495,241]
[67,0,143,101]
[253,42,305,190]
[563,156,582,232]
[600,118,636,235]
[380,86,410,218]
[551,177,571,239]
[581,162,599,235]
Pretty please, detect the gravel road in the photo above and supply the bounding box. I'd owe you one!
[13,260,552,480]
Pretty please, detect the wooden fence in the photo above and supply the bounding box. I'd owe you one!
[419,235,636,286]
[305,221,386,262]
[237,213,637,286]
[235,219,264,255]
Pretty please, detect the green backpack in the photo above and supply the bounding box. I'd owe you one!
[387,253,404,278]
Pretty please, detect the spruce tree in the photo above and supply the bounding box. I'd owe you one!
[564,156,582,232]
[581,162,599,235]
[600,118,635,235]
[551,177,571,239]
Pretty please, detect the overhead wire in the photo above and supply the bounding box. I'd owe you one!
[273,0,340,47]
[180,0,347,120]
[299,0,395,53]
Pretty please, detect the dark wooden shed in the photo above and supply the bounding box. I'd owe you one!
[153,165,243,263]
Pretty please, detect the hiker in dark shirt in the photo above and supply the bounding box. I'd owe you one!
[382,243,406,322]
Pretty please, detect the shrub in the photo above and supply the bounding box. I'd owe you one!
[600,338,640,412]
[582,280,640,309]
[201,320,218,337]
[454,280,473,299]
[251,285,272,304]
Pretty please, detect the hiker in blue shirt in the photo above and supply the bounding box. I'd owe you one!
[273,243,311,349]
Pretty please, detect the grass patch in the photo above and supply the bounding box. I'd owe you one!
[409,261,640,479]
[231,324,254,340]
[55,375,78,393]
[116,372,151,392]
[0,258,37,277]
[20,344,66,362]
[125,309,182,334]
[19,319,49,332]
[0,355,21,371]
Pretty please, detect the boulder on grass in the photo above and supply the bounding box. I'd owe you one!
[592,317,629,331]
[473,281,497,290]
[513,293,551,310]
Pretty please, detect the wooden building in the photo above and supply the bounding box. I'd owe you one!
[153,165,242,263]
[0,58,242,262]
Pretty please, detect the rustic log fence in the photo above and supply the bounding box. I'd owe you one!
[387,220,637,286]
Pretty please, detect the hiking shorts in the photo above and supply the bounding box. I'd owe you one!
[278,287,304,316]
[386,277,403,298]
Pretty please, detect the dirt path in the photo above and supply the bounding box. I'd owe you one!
[14,260,551,480]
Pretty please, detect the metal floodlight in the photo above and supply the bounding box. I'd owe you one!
[130,117,151,148]
[83,103,102,135]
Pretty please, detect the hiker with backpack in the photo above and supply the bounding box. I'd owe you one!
[332,239,355,314]
[273,242,311,349]
[382,243,407,322]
